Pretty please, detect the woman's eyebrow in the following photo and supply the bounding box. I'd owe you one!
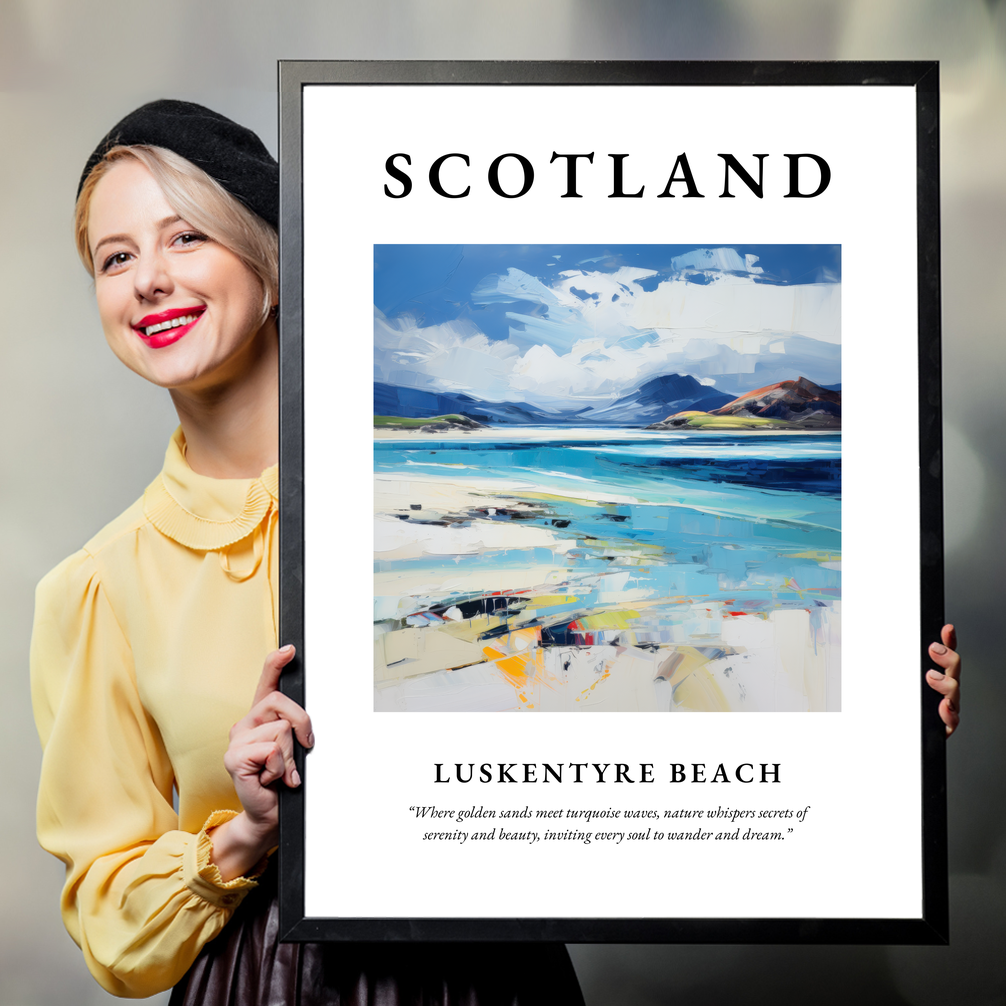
[92,216,185,257]
[92,232,133,257]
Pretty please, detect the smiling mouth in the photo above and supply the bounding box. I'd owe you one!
[142,313,199,337]
[131,307,207,349]
[135,307,206,338]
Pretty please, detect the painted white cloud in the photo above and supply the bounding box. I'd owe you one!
[374,311,521,398]
[375,255,841,408]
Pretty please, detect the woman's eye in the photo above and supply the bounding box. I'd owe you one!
[101,251,131,273]
[173,231,208,248]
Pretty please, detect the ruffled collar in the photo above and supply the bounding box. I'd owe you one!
[143,428,278,551]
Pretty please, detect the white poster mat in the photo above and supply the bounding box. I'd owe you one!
[301,84,919,920]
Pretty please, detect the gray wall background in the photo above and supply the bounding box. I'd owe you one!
[2,2,1003,1003]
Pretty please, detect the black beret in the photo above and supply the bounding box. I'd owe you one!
[77,99,278,228]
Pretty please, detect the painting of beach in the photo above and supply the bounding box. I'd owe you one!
[374,245,841,713]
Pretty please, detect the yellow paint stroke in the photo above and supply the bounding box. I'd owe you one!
[671,664,730,712]
[505,626,540,652]
[575,610,641,631]
[481,628,581,708]
[376,625,485,682]
[524,594,581,608]
[482,637,547,698]
[494,652,530,677]
[655,646,717,688]
[654,645,732,712]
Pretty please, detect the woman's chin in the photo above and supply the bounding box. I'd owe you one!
[122,353,219,392]
[109,322,273,395]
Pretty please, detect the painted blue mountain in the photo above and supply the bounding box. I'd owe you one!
[375,374,736,427]
[575,374,734,424]
[374,383,564,424]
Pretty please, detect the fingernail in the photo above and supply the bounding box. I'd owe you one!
[280,644,295,654]
[292,768,301,787]
[306,732,315,748]
[927,670,944,679]
[931,643,947,655]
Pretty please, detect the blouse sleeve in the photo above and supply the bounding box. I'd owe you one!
[31,549,262,998]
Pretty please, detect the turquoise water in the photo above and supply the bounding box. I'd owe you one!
[374,430,841,646]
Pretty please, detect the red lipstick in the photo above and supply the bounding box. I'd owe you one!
[132,306,205,349]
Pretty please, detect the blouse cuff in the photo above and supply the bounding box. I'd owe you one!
[183,810,269,909]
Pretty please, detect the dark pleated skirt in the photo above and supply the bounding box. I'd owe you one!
[169,869,584,1006]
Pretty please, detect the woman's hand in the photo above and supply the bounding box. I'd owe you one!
[209,645,314,881]
[926,624,961,738]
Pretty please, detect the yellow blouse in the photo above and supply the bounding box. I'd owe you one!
[31,428,279,998]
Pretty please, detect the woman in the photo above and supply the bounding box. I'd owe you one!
[31,100,586,1003]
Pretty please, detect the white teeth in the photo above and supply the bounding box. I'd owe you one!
[142,313,199,337]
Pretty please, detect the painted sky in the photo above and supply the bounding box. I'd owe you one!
[374,245,841,408]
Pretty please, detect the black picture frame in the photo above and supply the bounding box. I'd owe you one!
[277,60,945,944]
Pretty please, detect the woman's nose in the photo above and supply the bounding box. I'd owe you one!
[133,249,173,302]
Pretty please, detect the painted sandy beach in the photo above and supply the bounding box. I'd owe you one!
[374,429,841,712]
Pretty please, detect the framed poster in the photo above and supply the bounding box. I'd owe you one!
[277,61,946,943]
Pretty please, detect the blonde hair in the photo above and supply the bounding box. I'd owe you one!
[75,145,278,323]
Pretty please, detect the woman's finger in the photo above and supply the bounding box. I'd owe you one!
[224,738,287,787]
[925,668,959,703]
[247,691,313,748]
[928,624,961,737]
[926,668,960,736]
[939,697,961,737]
[256,742,287,787]
[928,641,961,681]
[941,623,957,653]
[236,718,301,788]
[252,644,296,707]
